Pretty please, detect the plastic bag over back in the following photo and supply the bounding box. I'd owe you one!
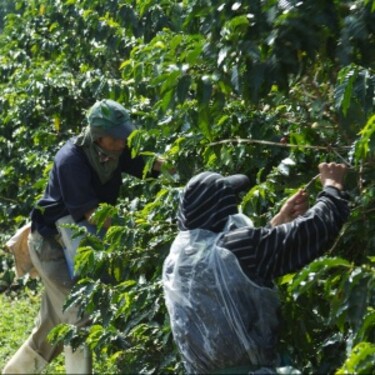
[163,214,281,374]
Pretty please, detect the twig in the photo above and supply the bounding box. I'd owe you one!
[0,195,18,204]
[328,222,349,255]
[208,138,351,151]
[303,174,321,191]
[330,147,353,168]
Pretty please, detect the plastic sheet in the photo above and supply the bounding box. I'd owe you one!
[163,214,281,374]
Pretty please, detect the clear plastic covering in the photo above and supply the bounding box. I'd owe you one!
[163,214,281,374]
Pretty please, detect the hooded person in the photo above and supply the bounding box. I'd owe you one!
[162,165,349,374]
[2,99,164,374]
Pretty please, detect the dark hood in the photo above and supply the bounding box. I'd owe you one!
[177,172,246,232]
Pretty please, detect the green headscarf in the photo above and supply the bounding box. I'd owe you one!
[75,99,136,184]
[75,126,121,184]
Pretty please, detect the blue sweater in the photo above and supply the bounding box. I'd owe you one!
[31,138,148,237]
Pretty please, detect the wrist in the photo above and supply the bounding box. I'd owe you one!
[270,212,288,227]
[323,180,344,191]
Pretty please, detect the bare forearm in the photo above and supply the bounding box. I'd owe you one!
[270,190,309,227]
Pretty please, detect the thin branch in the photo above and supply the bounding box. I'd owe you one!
[329,148,352,167]
[0,195,19,204]
[208,138,351,151]
[328,222,349,255]
[303,173,321,191]
[362,207,375,215]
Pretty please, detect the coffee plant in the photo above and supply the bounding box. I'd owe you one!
[0,0,374,373]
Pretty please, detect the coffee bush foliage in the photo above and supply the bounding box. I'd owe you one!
[0,0,374,373]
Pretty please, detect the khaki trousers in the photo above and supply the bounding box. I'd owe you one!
[2,231,91,373]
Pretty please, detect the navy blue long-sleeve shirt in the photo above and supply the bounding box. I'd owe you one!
[31,138,152,237]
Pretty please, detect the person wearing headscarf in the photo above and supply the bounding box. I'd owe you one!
[163,163,349,374]
[3,99,163,374]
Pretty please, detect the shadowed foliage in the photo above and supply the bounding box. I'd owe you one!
[0,1,374,373]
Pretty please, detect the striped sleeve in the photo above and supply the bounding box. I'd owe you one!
[221,186,350,284]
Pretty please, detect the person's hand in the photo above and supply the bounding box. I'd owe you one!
[270,189,309,226]
[153,157,164,172]
[153,157,176,174]
[319,162,347,191]
[84,208,112,229]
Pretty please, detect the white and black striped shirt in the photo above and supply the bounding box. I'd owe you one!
[178,172,350,287]
[219,186,349,286]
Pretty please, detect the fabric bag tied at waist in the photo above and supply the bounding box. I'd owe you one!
[4,222,38,278]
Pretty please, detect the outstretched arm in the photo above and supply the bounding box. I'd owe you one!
[270,162,347,226]
[222,163,349,284]
[270,189,309,226]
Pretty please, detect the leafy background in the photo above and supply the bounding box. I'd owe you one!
[0,0,374,374]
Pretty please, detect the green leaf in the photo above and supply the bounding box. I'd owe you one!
[277,157,296,176]
[176,75,191,103]
[288,257,351,299]
[336,342,375,374]
[355,114,375,161]
[335,66,358,116]
[227,15,250,29]
[198,107,212,141]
